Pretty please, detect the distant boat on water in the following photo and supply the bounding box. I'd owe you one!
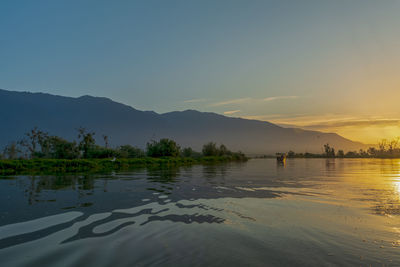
[276,153,287,164]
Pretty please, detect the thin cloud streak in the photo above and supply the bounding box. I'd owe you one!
[262,96,299,102]
[183,98,207,103]
[209,98,251,107]
[210,96,299,107]
[242,114,400,129]
[223,110,241,115]
[243,114,361,124]
[297,119,400,129]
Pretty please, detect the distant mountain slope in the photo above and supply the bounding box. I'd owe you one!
[0,89,367,154]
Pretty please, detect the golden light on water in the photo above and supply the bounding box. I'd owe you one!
[392,161,400,199]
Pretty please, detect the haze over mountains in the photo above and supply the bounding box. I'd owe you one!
[0,89,367,154]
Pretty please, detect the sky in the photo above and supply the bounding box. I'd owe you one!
[1,0,400,144]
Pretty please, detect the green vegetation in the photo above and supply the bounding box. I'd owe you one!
[146,138,180,157]
[181,147,202,158]
[0,157,243,176]
[0,127,247,175]
[202,142,233,157]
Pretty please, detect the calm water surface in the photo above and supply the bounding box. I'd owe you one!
[1,158,400,266]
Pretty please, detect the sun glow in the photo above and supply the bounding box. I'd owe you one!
[242,114,400,144]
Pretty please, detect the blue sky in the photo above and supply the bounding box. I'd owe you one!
[1,0,400,143]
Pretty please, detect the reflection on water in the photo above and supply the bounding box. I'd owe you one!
[2,159,400,266]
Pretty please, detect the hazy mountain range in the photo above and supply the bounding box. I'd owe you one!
[0,89,368,154]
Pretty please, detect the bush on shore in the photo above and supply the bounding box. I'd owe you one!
[0,127,248,173]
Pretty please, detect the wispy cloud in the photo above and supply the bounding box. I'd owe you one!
[297,119,400,129]
[209,98,251,107]
[242,113,307,121]
[183,98,207,103]
[241,113,400,144]
[262,96,299,102]
[242,114,400,129]
[223,110,241,115]
[209,96,299,107]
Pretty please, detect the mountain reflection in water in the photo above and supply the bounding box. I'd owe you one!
[1,159,400,266]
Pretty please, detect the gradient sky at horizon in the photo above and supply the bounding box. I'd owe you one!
[1,0,400,144]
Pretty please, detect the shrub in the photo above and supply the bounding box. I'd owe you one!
[117,145,145,158]
[146,138,180,157]
[202,142,219,156]
[181,147,202,158]
[86,146,116,159]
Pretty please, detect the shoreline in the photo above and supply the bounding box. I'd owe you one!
[0,156,248,175]
[254,156,400,159]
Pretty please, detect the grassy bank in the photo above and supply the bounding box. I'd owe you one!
[0,156,248,175]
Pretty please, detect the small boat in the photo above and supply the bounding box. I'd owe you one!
[276,153,287,164]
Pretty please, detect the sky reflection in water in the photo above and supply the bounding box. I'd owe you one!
[1,159,400,266]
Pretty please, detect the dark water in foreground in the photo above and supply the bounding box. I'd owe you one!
[1,158,400,266]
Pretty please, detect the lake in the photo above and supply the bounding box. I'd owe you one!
[1,158,400,266]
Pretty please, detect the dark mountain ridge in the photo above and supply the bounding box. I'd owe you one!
[0,89,367,154]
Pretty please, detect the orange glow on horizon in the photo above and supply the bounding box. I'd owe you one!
[242,114,400,145]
